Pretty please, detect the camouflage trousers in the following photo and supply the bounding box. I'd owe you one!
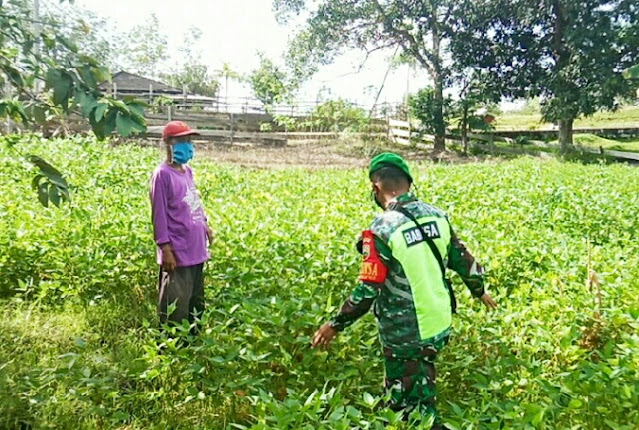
[383,345,441,424]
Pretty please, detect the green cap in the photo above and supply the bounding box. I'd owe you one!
[369,152,413,183]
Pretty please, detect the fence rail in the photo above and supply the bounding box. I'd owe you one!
[387,118,639,162]
[117,91,404,118]
[466,131,639,162]
[144,126,287,146]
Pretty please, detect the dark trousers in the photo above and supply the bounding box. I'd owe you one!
[157,263,205,329]
[383,346,441,428]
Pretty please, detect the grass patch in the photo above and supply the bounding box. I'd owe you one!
[495,105,639,130]
[570,134,639,153]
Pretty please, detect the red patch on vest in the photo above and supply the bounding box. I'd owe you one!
[359,230,388,284]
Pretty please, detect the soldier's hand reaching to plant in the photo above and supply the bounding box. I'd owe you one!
[480,292,498,310]
[312,323,338,348]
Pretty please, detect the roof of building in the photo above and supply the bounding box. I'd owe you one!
[101,71,183,94]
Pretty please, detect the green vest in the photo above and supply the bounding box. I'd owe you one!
[370,199,453,350]
[387,213,452,340]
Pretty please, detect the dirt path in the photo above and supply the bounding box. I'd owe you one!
[198,139,487,168]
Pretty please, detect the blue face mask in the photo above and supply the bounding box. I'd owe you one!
[172,142,194,165]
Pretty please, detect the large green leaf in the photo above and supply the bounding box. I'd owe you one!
[27,155,69,190]
[45,68,74,111]
[37,181,49,207]
[622,64,639,80]
[12,101,28,123]
[94,103,108,122]
[115,112,145,137]
[90,108,119,140]
[94,66,112,85]
[27,156,70,207]
[77,55,100,68]
[109,99,130,114]
[48,183,61,207]
[4,65,25,87]
[74,88,98,118]
[76,65,98,89]
[55,34,79,53]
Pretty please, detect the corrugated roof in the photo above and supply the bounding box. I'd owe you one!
[101,71,183,94]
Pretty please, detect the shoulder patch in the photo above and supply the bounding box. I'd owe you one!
[359,230,388,284]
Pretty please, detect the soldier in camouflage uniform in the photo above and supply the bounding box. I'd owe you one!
[312,153,497,429]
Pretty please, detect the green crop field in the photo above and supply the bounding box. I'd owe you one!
[1,136,638,430]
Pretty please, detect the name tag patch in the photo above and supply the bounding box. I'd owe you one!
[403,222,440,247]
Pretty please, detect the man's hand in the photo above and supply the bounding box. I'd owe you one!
[161,245,177,272]
[206,227,215,246]
[312,323,337,348]
[480,292,498,310]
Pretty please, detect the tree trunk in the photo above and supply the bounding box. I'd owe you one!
[558,118,574,153]
[433,76,446,152]
[431,14,445,152]
[225,76,229,111]
[461,107,469,155]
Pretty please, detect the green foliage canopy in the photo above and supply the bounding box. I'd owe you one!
[0,0,147,206]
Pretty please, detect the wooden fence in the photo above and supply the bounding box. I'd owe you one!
[144,126,287,146]
[148,108,388,133]
[466,132,639,161]
[387,118,639,162]
[388,118,463,147]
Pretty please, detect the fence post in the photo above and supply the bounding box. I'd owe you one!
[229,112,234,145]
[183,85,187,111]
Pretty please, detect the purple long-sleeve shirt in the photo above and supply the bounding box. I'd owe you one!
[150,162,210,267]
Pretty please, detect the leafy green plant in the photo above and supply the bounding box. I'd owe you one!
[307,99,368,133]
[0,1,147,206]
[0,135,638,429]
[409,87,453,138]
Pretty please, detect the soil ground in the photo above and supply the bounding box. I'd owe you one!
[196,138,489,168]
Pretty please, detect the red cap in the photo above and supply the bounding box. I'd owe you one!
[162,121,200,140]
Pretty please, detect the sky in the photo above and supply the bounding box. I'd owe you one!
[72,0,432,108]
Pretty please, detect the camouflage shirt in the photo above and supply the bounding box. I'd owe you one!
[329,192,485,352]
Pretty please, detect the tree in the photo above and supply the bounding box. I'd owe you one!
[451,82,499,154]
[162,27,219,97]
[0,0,146,206]
[120,14,168,78]
[273,0,463,151]
[248,53,287,110]
[310,99,368,132]
[40,2,120,72]
[450,0,639,151]
[216,62,240,107]
[445,64,502,153]
[409,86,452,137]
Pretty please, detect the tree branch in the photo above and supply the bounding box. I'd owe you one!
[369,0,435,75]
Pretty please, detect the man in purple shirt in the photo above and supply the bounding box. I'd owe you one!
[150,121,213,331]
